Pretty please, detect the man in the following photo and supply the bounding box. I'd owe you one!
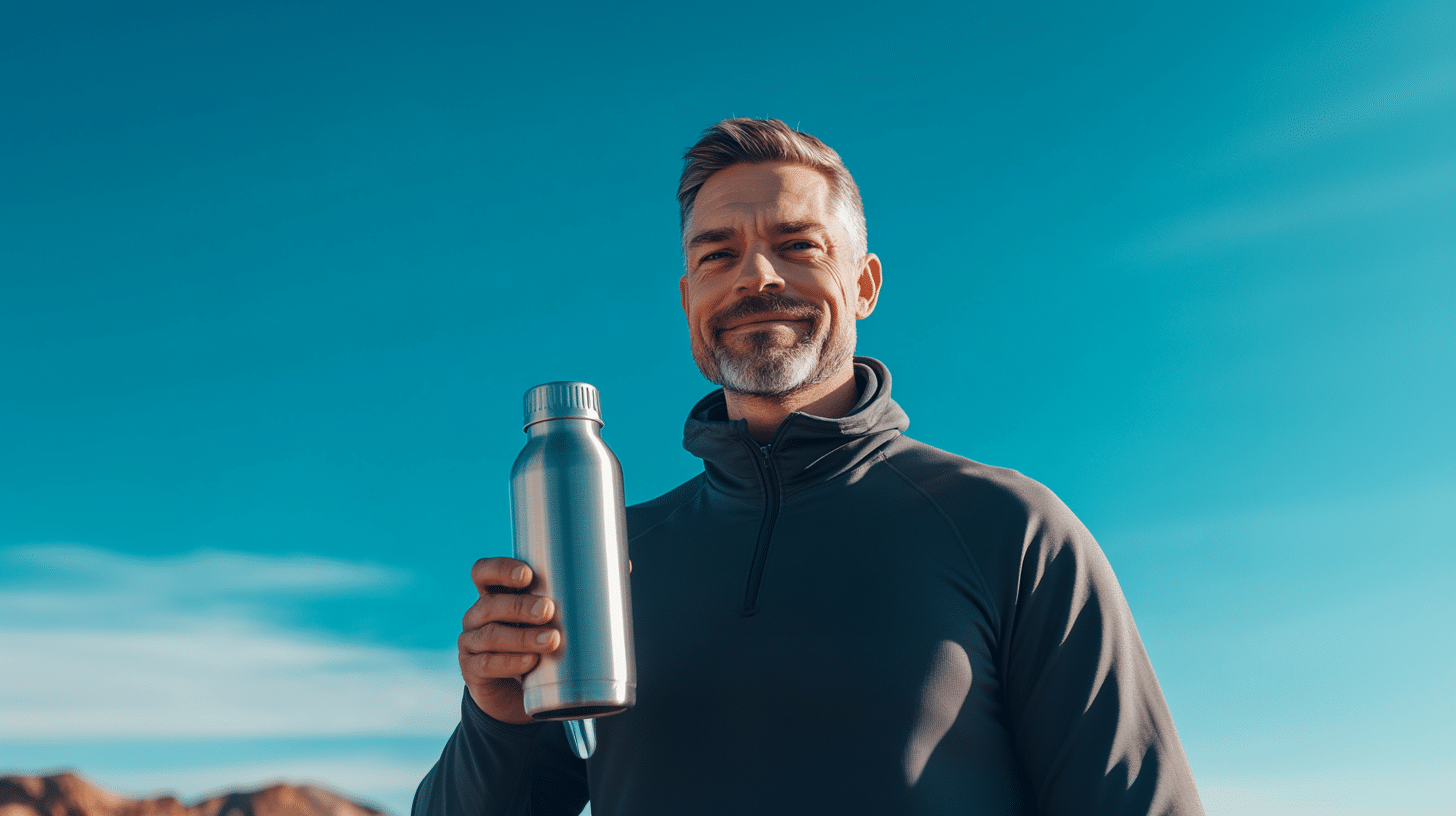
[414,118,1205,815]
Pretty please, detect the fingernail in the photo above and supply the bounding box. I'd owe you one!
[536,631,554,645]
[531,598,549,619]
[512,565,527,581]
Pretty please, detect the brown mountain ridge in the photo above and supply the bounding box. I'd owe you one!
[0,773,389,816]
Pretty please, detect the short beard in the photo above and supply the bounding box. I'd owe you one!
[691,293,855,398]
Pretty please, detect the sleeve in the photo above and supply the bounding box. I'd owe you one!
[411,688,589,816]
[997,489,1205,816]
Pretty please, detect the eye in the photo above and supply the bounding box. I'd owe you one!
[696,249,736,268]
[784,240,818,252]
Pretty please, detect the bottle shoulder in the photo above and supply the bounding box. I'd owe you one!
[512,421,620,474]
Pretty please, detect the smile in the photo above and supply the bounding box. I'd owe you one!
[719,314,811,332]
[732,318,802,328]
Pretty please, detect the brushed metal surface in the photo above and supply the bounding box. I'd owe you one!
[511,382,636,722]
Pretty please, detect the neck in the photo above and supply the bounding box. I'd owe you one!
[723,364,859,443]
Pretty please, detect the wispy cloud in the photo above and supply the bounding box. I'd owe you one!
[1,625,459,739]
[1232,59,1456,160]
[1118,155,1456,263]
[0,545,403,628]
[0,545,460,740]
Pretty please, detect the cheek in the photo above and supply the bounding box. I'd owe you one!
[685,304,714,341]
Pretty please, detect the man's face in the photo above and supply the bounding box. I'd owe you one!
[679,162,881,397]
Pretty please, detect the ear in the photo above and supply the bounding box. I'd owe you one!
[679,274,690,316]
[854,253,882,319]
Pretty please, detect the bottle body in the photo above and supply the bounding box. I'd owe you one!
[509,384,635,721]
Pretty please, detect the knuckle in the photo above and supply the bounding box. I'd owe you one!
[473,556,511,579]
[458,628,486,653]
[471,557,494,580]
[481,621,510,645]
[484,593,518,621]
[459,653,487,680]
[462,595,494,629]
[483,651,533,674]
[473,557,531,592]
[464,650,504,677]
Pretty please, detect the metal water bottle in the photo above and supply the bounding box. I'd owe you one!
[510,381,636,731]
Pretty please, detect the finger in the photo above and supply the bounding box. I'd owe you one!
[462,591,555,631]
[460,649,540,680]
[459,623,559,656]
[471,557,534,593]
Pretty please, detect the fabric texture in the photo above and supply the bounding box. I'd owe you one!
[414,358,1205,815]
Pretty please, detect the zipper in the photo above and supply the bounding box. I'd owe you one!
[740,442,782,616]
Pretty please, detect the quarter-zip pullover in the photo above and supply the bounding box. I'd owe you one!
[414,358,1205,816]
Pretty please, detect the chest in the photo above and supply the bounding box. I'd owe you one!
[623,480,1004,730]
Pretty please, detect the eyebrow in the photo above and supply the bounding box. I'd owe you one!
[773,220,827,237]
[687,226,738,249]
[686,221,829,249]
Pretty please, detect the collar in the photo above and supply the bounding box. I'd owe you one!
[681,357,910,500]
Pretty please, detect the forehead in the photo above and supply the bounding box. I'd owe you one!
[687,162,834,236]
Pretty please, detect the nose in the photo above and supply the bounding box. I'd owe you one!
[735,250,785,294]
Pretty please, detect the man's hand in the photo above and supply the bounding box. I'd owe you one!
[458,556,559,725]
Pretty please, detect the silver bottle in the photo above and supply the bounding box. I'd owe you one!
[510,381,636,730]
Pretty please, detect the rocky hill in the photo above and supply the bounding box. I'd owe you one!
[0,773,388,816]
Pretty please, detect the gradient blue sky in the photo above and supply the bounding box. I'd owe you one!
[2,2,1453,815]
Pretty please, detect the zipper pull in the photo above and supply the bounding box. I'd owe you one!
[760,444,772,467]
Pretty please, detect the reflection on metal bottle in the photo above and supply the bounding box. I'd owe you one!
[510,381,636,758]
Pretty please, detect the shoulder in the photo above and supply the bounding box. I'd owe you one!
[877,436,1103,606]
[878,435,1079,535]
[626,473,706,539]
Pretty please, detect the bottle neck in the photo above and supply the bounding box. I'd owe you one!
[525,416,604,437]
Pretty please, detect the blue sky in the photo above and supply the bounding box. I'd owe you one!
[2,2,1453,815]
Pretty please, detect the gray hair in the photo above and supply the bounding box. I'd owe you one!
[677,118,867,257]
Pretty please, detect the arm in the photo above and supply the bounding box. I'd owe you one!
[412,557,590,816]
[997,490,1204,816]
[412,690,587,816]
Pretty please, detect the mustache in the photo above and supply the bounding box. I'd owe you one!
[709,293,820,331]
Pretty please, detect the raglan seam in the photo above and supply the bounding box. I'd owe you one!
[627,474,708,543]
[877,450,1003,638]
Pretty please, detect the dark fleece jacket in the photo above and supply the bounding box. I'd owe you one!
[414,357,1204,816]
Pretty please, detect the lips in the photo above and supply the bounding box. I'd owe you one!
[708,293,821,336]
[720,314,808,331]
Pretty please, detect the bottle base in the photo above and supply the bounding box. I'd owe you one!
[524,679,635,721]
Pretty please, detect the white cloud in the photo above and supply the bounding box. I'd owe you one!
[0,545,403,628]
[0,625,459,739]
[0,545,461,740]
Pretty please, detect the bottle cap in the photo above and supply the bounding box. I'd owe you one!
[523,381,602,429]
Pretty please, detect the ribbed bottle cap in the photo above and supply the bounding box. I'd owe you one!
[522,381,602,429]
